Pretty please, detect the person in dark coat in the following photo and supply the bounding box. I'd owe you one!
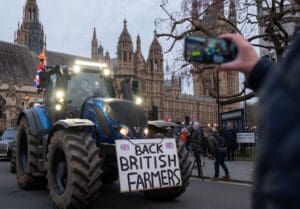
[206,128,230,181]
[222,122,236,161]
[187,122,208,179]
[219,3,300,206]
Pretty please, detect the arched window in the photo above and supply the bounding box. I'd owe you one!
[123,52,127,62]
[154,61,158,71]
[29,9,32,21]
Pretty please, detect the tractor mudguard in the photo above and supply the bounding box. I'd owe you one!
[46,119,95,155]
[17,106,52,136]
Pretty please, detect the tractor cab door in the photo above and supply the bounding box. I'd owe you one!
[44,72,67,122]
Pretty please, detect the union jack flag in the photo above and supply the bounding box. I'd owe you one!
[165,142,174,149]
[120,144,130,151]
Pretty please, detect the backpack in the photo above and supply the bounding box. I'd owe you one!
[212,132,227,148]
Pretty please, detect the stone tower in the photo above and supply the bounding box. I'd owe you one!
[134,34,146,76]
[146,31,164,119]
[117,19,134,77]
[91,28,99,61]
[229,0,237,28]
[15,0,45,54]
[115,19,135,99]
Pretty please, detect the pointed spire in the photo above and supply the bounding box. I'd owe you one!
[98,42,104,57]
[91,27,99,61]
[24,0,39,22]
[123,18,127,29]
[192,0,199,21]
[92,27,97,43]
[154,30,158,39]
[136,34,141,52]
[229,0,237,24]
[105,50,111,67]
[44,35,47,51]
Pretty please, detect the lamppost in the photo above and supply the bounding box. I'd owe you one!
[216,69,221,128]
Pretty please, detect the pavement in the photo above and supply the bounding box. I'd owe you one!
[192,159,255,183]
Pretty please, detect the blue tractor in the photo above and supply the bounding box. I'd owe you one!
[15,61,194,209]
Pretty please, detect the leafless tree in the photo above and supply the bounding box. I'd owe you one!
[156,0,299,104]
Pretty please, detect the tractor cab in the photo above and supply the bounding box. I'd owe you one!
[39,60,115,120]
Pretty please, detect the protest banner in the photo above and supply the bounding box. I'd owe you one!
[115,138,182,193]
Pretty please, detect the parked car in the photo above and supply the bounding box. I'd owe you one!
[0,128,17,158]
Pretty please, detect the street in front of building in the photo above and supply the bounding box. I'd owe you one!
[0,160,251,209]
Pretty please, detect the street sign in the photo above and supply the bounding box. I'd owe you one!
[237,133,255,143]
[115,138,182,193]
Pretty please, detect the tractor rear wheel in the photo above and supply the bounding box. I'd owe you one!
[16,117,46,189]
[144,140,194,201]
[47,129,102,209]
[10,140,16,173]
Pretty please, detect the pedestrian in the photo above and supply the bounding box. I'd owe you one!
[187,122,208,179]
[218,2,300,206]
[205,128,230,181]
[222,122,236,161]
[180,127,189,145]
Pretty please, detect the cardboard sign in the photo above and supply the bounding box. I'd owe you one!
[237,133,255,143]
[115,138,182,193]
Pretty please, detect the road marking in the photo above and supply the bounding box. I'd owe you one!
[191,177,252,187]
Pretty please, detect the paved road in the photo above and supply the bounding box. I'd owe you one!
[0,160,252,209]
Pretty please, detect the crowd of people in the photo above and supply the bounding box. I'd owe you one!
[179,120,236,181]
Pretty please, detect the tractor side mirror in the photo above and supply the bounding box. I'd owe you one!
[39,71,49,89]
[132,80,139,95]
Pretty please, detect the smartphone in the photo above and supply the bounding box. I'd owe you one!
[184,35,238,64]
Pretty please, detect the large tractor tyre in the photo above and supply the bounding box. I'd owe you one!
[100,155,118,184]
[144,140,194,201]
[10,140,16,173]
[16,117,46,189]
[47,130,103,209]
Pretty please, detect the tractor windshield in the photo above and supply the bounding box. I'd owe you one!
[68,71,114,108]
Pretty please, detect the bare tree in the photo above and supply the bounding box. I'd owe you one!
[155,0,299,104]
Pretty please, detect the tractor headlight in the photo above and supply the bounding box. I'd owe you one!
[55,90,65,103]
[135,97,143,105]
[120,127,129,136]
[72,65,81,74]
[55,104,62,111]
[144,128,149,136]
[103,68,111,77]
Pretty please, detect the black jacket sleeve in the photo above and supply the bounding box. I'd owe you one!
[247,56,273,92]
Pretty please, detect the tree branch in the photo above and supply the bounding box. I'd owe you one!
[220,92,256,106]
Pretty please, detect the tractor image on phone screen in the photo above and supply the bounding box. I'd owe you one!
[184,35,238,64]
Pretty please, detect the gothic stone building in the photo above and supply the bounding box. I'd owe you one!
[90,0,240,124]
[90,13,239,125]
[0,0,240,132]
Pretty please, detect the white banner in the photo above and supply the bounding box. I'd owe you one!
[237,133,255,143]
[115,138,182,193]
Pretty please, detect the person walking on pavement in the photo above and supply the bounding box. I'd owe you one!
[205,128,230,181]
[222,122,236,161]
[187,122,208,179]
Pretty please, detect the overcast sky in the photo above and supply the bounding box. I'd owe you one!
[0,0,181,59]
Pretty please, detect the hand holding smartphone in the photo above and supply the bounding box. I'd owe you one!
[184,35,238,64]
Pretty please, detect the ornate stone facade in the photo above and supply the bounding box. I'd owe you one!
[93,17,237,125]
[15,0,45,55]
[92,0,240,124]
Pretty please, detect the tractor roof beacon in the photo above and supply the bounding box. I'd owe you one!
[14,60,194,209]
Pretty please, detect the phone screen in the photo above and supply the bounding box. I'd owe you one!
[184,36,238,64]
